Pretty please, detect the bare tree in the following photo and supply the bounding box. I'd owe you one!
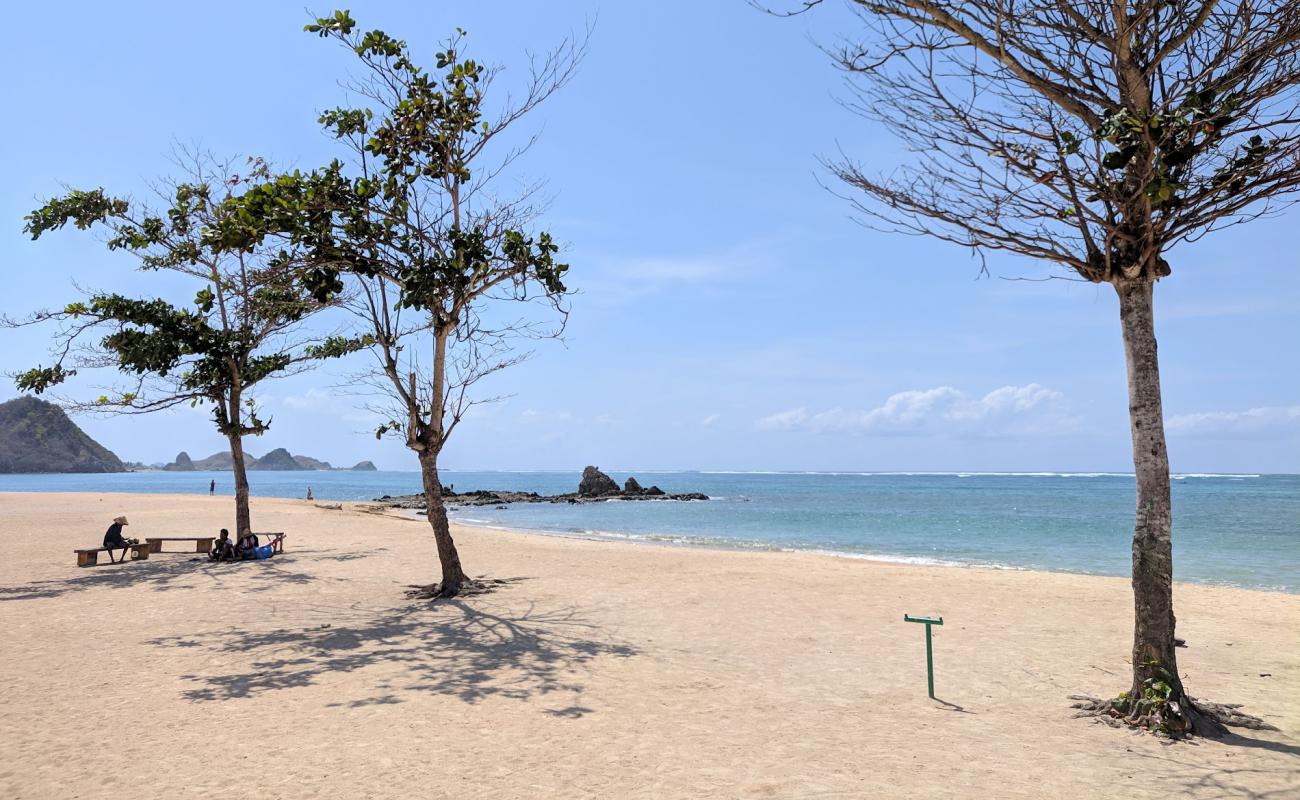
[12,154,356,535]
[782,1,1300,735]
[233,11,583,596]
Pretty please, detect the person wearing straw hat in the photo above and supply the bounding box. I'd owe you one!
[103,516,129,548]
[102,516,138,561]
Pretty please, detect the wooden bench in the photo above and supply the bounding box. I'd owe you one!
[74,543,151,567]
[145,537,215,554]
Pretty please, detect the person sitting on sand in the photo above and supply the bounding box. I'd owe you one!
[235,529,259,560]
[209,529,236,562]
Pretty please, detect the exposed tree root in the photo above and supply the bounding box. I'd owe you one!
[1191,699,1280,731]
[405,576,529,601]
[1069,693,1277,738]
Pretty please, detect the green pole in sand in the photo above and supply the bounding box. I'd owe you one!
[904,614,943,698]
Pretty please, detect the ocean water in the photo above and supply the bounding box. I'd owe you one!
[1,470,1296,593]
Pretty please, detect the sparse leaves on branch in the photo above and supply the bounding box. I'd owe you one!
[228,10,585,596]
[14,156,357,435]
[813,0,1300,284]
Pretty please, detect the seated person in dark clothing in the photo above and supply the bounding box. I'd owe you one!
[103,516,128,547]
[235,530,259,559]
[209,528,236,562]
[102,516,139,562]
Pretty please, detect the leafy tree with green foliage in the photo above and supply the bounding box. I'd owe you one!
[12,154,363,535]
[780,1,1300,735]
[223,11,584,596]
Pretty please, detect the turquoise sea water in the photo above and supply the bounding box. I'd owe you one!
[1,470,1296,592]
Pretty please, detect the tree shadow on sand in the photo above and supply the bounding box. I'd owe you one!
[146,588,638,712]
[1128,744,1300,800]
[1122,731,1300,799]
[0,547,380,602]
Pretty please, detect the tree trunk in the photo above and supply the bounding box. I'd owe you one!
[1114,278,1187,731]
[228,431,253,536]
[418,450,468,596]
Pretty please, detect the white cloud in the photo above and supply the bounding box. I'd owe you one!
[758,384,1075,437]
[758,407,812,431]
[276,388,378,425]
[701,413,721,428]
[582,239,781,303]
[281,388,333,411]
[1167,405,1300,438]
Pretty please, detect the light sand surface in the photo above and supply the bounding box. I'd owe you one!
[0,492,1296,799]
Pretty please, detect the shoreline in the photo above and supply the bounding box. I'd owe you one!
[443,516,1300,598]
[7,488,1294,596]
[405,505,1300,597]
[2,491,1297,798]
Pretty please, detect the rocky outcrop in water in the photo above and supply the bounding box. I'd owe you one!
[163,451,196,471]
[250,448,304,470]
[579,466,621,497]
[373,466,707,510]
[158,449,380,471]
[192,451,234,470]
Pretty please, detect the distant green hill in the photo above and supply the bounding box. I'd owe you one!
[0,397,126,474]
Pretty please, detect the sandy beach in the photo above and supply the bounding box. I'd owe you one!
[0,491,1295,799]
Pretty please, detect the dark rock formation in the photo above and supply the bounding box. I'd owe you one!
[191,451,233,470]
[162,449,375,471]
[373,468,708,510]
[163,451,195,471]
[292,454,333,470]
[0,397,126,474]
[250,447,307,471]
[578,466,621,497]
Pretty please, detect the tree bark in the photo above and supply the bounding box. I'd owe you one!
[1115,279,1185,725]
[418,450,467,596]
[228,430,253,536]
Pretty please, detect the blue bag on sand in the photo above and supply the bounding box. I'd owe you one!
[255,544,274,559]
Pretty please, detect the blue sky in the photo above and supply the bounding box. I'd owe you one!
[2,1,1297,472]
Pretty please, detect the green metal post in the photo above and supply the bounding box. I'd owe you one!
[904,614,943,698]
[925,624,934,698]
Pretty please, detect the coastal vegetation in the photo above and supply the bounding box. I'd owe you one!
[790,0,1300,735]
[216,11,584,597]
[10,155,358,534]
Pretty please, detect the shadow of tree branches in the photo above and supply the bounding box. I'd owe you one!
[146,591,638,712]
[0,548,380,602]
[1125,733,1300,799]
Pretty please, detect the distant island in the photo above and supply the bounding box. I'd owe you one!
[161,448,377,472]
[0,397,127,474]
[0,397,379,474]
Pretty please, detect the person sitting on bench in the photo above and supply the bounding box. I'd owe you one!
[209,529,236,562]
[102,515,139,560]
[235,529,260,560]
